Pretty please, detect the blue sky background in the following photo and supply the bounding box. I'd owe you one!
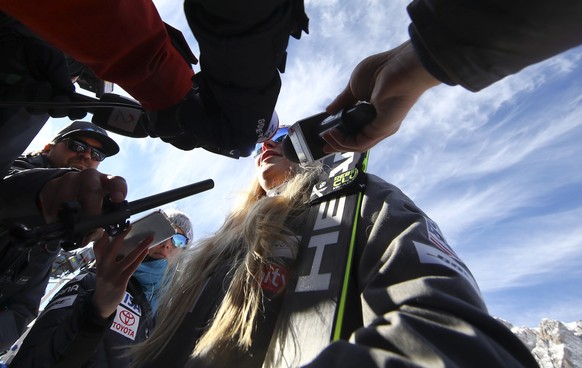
[28,1,582,327]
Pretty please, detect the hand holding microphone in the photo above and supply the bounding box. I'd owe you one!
[282,102,376,164]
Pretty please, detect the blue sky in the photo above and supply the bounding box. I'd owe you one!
[28,1,582,327]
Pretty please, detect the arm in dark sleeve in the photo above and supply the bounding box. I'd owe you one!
[0,263,51,352]
[0,225,61,351]
[0,167,73,221]
[0,112,49,179]
[10,270,114,367]
[407,0,582,91]
[304,175,537,367]
[0,0,194,110]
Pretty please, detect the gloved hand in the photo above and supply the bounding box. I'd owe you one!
[0,17,86,120]
[145,14,284,158]
[145,72,279,158]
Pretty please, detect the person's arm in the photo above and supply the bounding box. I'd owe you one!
[10,230,150,367]
[0,264,50,352]
[0,167,74,222]
[0,168,127,350]
[0,0,194,110]
[304,175,537,367]
[1,168,127,226]
[9,270,115,367]
[324,0,582,153]
[407,0,582,91]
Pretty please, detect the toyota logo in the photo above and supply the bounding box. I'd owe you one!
[120,310,136,326]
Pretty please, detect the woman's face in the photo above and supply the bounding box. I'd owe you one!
[148,226,185,260]
[254,128,297,192]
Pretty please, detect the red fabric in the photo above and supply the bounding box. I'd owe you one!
[1,0,194,110]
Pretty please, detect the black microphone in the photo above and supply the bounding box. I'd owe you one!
[282,102,376,164]
[76,93,149,138]
[0,92,148,138]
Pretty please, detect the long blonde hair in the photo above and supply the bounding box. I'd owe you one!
[131,163,322,365]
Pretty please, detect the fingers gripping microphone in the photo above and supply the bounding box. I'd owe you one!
[282,102,376,164]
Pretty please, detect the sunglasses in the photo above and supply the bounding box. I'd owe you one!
[252,127,289,158]
[63,138,107,162]
[171,233,189,248]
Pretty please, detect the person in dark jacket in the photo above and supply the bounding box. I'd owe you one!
[0,121,120,353]
[9,210,193,367]
[0,12,87,178]
[323,0,582,154]
[129,127,538,367]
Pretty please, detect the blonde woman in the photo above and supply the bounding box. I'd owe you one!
[133,127,537,368]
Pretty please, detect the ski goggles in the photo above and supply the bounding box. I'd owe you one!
[62,138,107,162]
[171,233,189,248]
[252,127,289,158]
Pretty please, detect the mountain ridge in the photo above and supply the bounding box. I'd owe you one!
[497,318,582,367]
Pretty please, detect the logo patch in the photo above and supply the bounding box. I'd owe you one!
[107,108,140,133]
[261,264,289,293]
[119,291,141,316]
[111,304,140,340]
[413,241,481,294]
[119,310,137,326]
[425,217,460,261]
[256,112,279,142]
[332,168,358,190]
[54,284,79,298]
[42,295,77,314]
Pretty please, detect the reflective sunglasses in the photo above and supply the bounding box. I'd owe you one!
[171,233,189,248]
[63,138,107,162]
[252,127,289,158]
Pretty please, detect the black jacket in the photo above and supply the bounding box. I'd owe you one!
[0,153,73,351]
[10,268,155,367]
[0,13,52,178]
[408,0,582,91]
[143,175,537,367]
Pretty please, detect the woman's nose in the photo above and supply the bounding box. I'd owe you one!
[263,139,277,150]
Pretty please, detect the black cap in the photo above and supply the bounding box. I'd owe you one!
[52,121,120,156]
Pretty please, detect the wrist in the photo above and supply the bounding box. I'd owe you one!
[90,293,117,320]
[407,28,452,87]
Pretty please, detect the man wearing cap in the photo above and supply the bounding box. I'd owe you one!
[0,121,121,352]
[11,120,120,172]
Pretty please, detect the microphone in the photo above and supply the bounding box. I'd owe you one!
[74,93,149,138]
[0,92,148,138]
[282,102,376,164]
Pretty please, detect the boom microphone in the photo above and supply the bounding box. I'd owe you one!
[282,102,376,164]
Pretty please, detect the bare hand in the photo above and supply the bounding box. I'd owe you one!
[38,168,127,223]
[91,227,152,319]
[323,41,441,153]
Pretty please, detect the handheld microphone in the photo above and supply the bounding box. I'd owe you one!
[282,102,376,164]
[72,93,149,138]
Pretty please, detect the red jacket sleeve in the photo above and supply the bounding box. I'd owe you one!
[0,0,194,110]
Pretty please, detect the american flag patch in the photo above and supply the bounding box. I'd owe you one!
[425,217,460,261]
